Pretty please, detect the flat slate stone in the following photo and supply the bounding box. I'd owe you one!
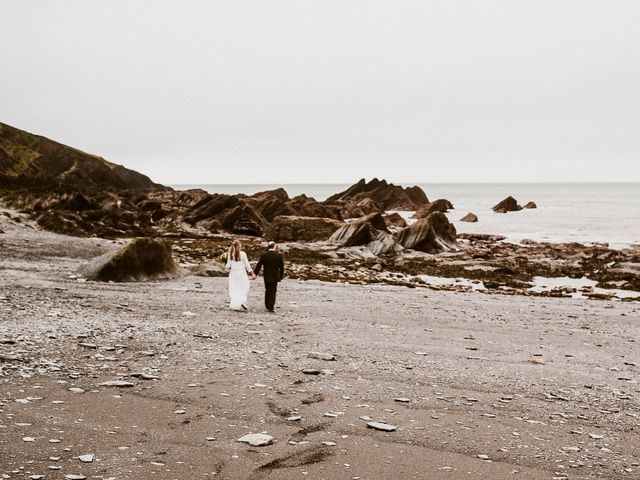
[366,422,397,432]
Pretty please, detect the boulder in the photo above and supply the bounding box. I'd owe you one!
[460,213,478,223]
[492,196,522,213]
[78,238,180,281]
[523,201,537,209]
[395,212,458,253]
[412,199,454,219]
[265,215,342,242]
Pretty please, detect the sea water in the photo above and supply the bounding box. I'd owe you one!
[171,183,640,248]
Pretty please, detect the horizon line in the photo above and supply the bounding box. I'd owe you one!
[168,180,640,185]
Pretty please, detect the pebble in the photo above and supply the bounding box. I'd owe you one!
[302,368,322,375]
[79,454,94,463]
[394,397,410,403]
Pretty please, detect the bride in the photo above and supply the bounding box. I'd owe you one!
[225,240,256,310]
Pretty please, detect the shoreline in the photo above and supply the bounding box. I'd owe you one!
[1,210,639,479]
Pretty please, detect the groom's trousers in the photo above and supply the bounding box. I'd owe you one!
[265,281,278,311]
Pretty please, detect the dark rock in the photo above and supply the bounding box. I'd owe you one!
[413,199,454,219]
[492,196,522,213]
[460,213,478,222]
[395,212,458,253]
[523,201,537,209]
[78,237,180,281]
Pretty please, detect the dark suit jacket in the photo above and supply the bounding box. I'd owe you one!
[254,250,284,283]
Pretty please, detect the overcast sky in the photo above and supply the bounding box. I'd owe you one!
[1,1,639,184]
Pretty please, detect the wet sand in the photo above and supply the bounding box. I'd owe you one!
[1,210,639,479]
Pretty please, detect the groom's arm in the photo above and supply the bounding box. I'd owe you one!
[253,254,263,276]
[279,254,285,280]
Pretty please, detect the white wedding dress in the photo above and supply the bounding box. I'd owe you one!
[226,251,253,310]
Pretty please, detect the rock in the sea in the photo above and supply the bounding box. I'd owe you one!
[237,433,273,446]
[523,201,537,209]
[412,199,454,219]
[492,196,522,213]
[78,237,180,282]
[395,212,457,253]
[265,215,342,242]
[460,213,478,222]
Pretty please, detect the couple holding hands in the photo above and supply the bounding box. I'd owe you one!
[225,240,284,313]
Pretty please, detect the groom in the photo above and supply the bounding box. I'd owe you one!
[253,241,285,313]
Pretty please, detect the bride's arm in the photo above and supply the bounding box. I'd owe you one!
[242,251,252,273]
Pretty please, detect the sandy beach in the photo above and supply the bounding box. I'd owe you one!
[1,211,638,480]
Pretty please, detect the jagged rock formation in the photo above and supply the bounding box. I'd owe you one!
[78,238,180,281]
[326,178,429,216]
[395,212,458,253]
[523,201,537,209]
[460,213,478,222]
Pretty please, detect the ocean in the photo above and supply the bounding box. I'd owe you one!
[171,183,640,249]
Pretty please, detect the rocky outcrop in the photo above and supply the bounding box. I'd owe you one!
[395,212,458,253]
[326,178,429,213]
[412,199,454,219]
[78,238,180,281]
[523,201,537,209]
[492,196,522,213]
[0,122,166,192]
[265,215,342,242]
[460,213,478,223]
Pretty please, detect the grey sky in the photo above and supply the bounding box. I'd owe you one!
[1,0,639,184]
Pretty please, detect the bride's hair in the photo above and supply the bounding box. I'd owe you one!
[229,240,242,262]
